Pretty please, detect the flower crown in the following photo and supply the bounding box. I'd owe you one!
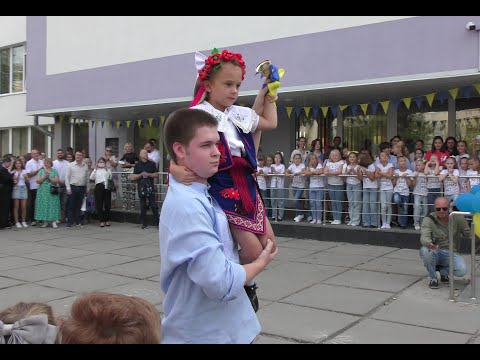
[198,48,246,81]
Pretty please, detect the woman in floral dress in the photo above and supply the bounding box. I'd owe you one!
[35,158,60,228]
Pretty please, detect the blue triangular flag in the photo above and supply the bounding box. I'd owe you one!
[414,96,424,109]
[312,107,319,119]
[370,103,379,115]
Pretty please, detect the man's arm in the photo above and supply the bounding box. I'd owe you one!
[420,217,435,248]
[459,217,472,239]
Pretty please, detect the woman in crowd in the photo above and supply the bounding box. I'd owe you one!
[11,159,29,228]
[35,158,60,229]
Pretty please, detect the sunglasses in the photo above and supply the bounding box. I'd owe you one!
[435,207,449,212]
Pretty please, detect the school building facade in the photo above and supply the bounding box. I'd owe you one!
[2,16,480,162]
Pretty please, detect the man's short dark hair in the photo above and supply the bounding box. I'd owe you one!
[164,108,218,163]
[379,142,391,152]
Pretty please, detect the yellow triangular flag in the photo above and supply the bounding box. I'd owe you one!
[116,121,120,129]
[161,115,166,125]
[148,118,153,127]
[126,120,131,128]
[285,107,293,118]
[339,105,348,112]
[137,120,142,127]
[303,107,311,118]
[360,104,369,115]
[403,98,412,110]
[474,84,480,94]
[105,121,110,128]
[239,103,246,107]
[425,93,435,108]
[97,120,101,127]
[380,101,390,114]
[321,107,329,118]
[449,88,458,99]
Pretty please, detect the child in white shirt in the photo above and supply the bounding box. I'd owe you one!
[357,153,378,228]
[304,153,324,224]
[393,156,413,229]
[345,152,362,226]
[375,152,394,229]
[269,152,286,221]
[286,153,306,222]
[467,156,480,192]
[412,160,428,230]
[324,149,345,225]
[439,157,459,208]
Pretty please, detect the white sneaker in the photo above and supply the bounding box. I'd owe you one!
[31,221,36,226]
[385,224,391,229]
[332,220,341,225]
[415,225,421,231]
[15,222,22,229]
[307,216,313,222]
[350,224,358,227]
[21,222,28,228]
[380,224,387,229]
[41,223,48,228]
[294,215,304,222]
[310,219,317,224]
[52,221,58,229]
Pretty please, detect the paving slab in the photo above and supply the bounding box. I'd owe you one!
[253,335,302,344]
[0,256,45,271]
[278,239,338,251]
[324,269,421,293]
[38,271,135,293]
[256,262,346,301]
[382,248,422,261]
[0,276,24,290]
[55,253,138,270]
[0,284,75,306]
[372,282,480,334]
[102,280,164,305]
[274,246,319,262]
[282,283,394,316]
[356,257,426,276]
[297,252,375,268]
[0,263,86,282]
[100,259,160,279]
[257,302,359,343]
[109,245,160,259]
[324,244,398,257]
[21,247,95,261]
[327,318,471,344]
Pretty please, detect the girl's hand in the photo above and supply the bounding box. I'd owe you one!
[176,166,200,185]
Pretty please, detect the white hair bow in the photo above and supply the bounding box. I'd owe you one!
[0,314,57,344]
[195,51,207,72]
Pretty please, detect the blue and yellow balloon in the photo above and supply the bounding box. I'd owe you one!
[456,185,480,238]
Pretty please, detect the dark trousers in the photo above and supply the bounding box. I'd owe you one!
[94,183,111,222]
[68,185,86,226]
[138,190,159,227]
[0,189,11,228]
[28,189,37,222]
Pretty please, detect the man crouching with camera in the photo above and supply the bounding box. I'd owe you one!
[419,197,470,289]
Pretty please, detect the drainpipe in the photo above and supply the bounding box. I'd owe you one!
[33,115,54,138]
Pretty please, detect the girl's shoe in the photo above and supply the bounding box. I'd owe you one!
[41,223,48,228]
[100,222,105,227]
[52,221,58,229]
[21,222,28,228]
[105,222,111,227]
[15,222,22,229]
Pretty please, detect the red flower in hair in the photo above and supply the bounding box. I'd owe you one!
[198,48,246,81]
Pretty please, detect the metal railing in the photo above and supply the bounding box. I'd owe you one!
[449,212,477,301]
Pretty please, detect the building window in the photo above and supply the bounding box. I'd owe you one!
[0,44,25,95]
[456,97,480,156]
[32,126,48,155]
[397,100,448,154]
[0,129,9,156]
[344,112,387,155]
[296,110,338,154]
[12,128,28,156]
[73,122,89,157]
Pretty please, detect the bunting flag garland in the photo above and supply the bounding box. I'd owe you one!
[285,107,293,118]
[303,107,311,118]
[148,118,153,127]
[137,120,142,128]
[462,86,473,99]
[312,107,319,119]
[425,93,435,108]
[126,120,131,128]
[414,96,424,109]
[449,88,458,100]
[161,116,166,125]
[380,101,390,114]
[339,105,348,112]
[391,100,400,113]
[350,104,358,116]
[370,103,379,115]
[474,84,480,94]
[294,107,301,118]
[360,103,369,115]
[321,106,329,118]
[437,91,447,105]
[116,121,121,129]
[403,97,412,110]
[330,106,338,118]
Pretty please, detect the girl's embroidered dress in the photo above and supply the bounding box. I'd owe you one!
[192,101,266,234]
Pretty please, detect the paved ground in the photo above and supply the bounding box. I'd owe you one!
[0,222,479,344]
